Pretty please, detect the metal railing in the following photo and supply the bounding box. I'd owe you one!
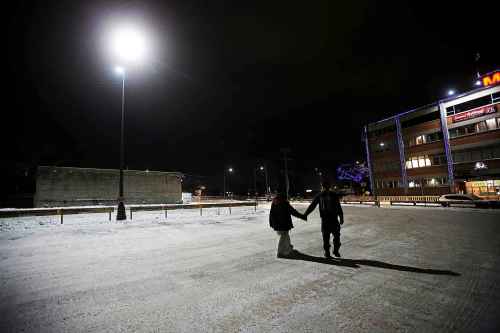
[0,201,259,223]
[0,207,114,224]
[128,201,258,219]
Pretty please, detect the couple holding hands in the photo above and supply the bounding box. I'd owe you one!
[269,179,344,259]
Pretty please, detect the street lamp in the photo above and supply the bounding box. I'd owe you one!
[108,24,149,220]
[257,165,270,200]
[223,167,234,200]
[115,66,127,220]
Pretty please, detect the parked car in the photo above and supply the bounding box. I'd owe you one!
[438,194,500,208]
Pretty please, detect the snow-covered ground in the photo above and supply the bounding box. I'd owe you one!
[1,204,500,332]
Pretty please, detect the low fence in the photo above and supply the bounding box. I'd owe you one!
[129,201,257,219]
[0,201,258,223]
[377,196,440,202]
[340,195,499,208]
[0,207,114,224]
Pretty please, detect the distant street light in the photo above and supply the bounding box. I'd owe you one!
[253,165,268,201]
[108,24,150,220]
[448,89,455,96]
[223,167,234,200]
[259,165,270,199]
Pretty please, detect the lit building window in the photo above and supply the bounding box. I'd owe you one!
[416,135,426,145]
[411,158,419,168]
[486,118,497,130]
[406,155,432,169]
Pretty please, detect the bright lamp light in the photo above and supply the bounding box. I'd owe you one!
[109,25,149,64]
[114,66,125,75]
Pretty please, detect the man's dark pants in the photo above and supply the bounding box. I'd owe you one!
[321,219,341,254]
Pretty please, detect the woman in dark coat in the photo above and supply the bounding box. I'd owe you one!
[269,190,306,258]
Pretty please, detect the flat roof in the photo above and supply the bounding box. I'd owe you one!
[38,166,183,177]
[365,74,499,129]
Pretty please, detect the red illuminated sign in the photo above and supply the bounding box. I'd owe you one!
[451,104,497,123]
[481,71,500,87]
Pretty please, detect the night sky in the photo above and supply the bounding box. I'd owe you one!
[2,0,498,196]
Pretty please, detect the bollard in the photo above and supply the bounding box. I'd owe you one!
[200,206,202,216]
[229,206,232,215]
[130,209,133,220]
[165,209,168,219]
[217,207,220,215]
[109,210,111,221]
[59,209,63,224]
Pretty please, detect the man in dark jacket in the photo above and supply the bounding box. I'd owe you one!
[304,179,344,258]
[269,190,307,258]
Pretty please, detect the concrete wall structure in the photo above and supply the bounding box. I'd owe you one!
[35,166,182,207]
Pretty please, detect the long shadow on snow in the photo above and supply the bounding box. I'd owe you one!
[285,251,460,276]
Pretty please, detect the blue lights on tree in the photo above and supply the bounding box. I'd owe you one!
[336,163,369,183]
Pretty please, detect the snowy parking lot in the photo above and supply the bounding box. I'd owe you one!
[1,204,500,332]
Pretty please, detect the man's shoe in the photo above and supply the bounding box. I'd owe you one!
[277,252,293,259]
[333,250,341,258]
[324,252,332,258]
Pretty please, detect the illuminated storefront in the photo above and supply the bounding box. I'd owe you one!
[363,69,500,197]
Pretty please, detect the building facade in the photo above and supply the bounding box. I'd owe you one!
[364,70,500,198]
[35,166,183,207]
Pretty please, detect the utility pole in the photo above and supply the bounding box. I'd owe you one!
[253,166,257,202]
[263,164,270,200]
[280,148,291,200]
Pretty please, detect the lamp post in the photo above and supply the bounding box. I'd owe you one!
[261,165,270,200]
[254,165,269,201]
[108,24,149,220]
[116,66,127,220]
[261,164,271,200]
[223,167,233,200]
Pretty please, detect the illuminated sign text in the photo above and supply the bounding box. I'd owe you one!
[451,104,497,123]
[482,71,500,87]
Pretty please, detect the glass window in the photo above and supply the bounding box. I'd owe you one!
[453,95,492,114]
[464,124,476,134]
[418,156,426,167]
[455,152,464,163]
[446,106,455,116]
[486,118,497,130]
[482,148,493,160]
[411,158,419,168]
[440,155,448,165]
[492,91,500,101]
[457,127,466,136]
[476,121,487,132]
[449,129,458,138]
[463,151,472,162]
[416,135,426,145]
[471,150,481,161]
[432,156,440,165]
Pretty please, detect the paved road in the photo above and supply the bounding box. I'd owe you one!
[1,205,499,332]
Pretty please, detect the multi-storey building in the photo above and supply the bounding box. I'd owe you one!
[363,70,500,198]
